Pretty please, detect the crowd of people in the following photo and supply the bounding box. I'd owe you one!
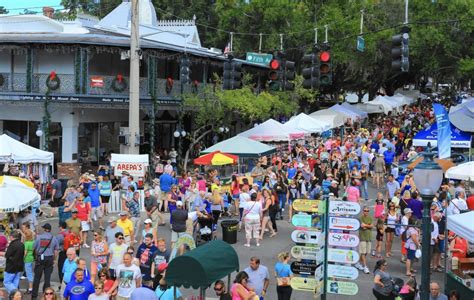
[0,97,472,300]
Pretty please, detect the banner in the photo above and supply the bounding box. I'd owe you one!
[433,104,451,159]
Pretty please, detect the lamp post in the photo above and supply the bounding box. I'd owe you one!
[174,128,187,166]
[412,151,443,300]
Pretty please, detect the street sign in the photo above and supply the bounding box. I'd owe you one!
[291,230,323,245]
[357,36,365,52]
[327,248,360,264]
[328,232,360,248]
[327,280,359,295]
[292,213,323,228]
[290,277,323,293]
[329,201,361,215]
[315,264,324,281]
[329,216,360,231]
[327,264,359,280]
[246,52,273,66]
[292,199,324,213]
[291,245,324,261]
[290,261,319,275]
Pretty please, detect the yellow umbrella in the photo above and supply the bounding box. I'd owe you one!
[194,151,239,166]
[0,176,40,212]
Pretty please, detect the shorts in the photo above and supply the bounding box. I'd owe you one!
[244,218,261,239]
[359,241,371,255]
[91,207,103,220]
[438,239,445,252]
[100,195,110,204]
[49,197,63,208]
[407,248,416,260]
[385,227,395,233]
[81,221,90,232]
[431,244,440,255]
[171,231,186,243]
[375,172,384,177]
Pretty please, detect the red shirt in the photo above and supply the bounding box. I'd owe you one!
[452,237,468,259]
[466,195,474,211]
[75,203,91,221]
[63,232,81,251]
[0,235,7,252]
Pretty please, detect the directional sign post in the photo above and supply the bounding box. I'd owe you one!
[293,199,325,213]
[246,52,273,66]
[329,201,361,215]
[291,245,324,262]
[292,213,323,228]
[328,232,360,248]
[326,264,359,280]
[327,248,360,264]
[290,261,320,275]
[327,280,359,296]
[329,216,360,231]
[291,229,323,245]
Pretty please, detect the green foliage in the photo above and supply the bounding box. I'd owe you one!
[459,58,474,78]
[0,6,8,14]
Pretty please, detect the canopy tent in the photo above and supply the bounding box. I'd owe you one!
[0,134,54,165]
[449,100,474,132]
[309,109,345,128]
[193,151,238,166]
[354,102,386,114]
[282,113,331,134]
[0,176,41,212]
[445,162,474,181]
[328,104,360,121]
[340,102,368,118]
[201,136,276,158]
[412,122,471,148]
[345,93,369,103]
[390,93,413,105]
[447,211,474,243]
[238,119,305,141]
[166,240,239,289]
[373,95,402,112]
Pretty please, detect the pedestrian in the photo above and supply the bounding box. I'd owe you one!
[374,192,386,220]
[50,174,63,216]
[40,287,57,300]
[260,189,277,240]
[91,231,109,283]
[136,233,157,287]
[107,232,128,279]
[97,268,116,297]
[373,154,385,189]
[430,212,442,272]
[130,287,158,300]
[386,175,400,200]
[170,201,188,249]
[23,229,35,294]
[150,239,170,289]
[448,290,460,300]
[274,252,293,300]
[374,219,385,259]
[230,271,257,300]
[213,280,232,300]
[104,217,123,246]
[238,185,250,230]
[71,258,91,282]
[405,217,420,277]
[65,208,82,238]
[372,259,395,300]
[385,202,398,257]
[407,192,423,220]
[356,206,373,274]
[345,179,361,203]
[122,191,141,239]
[154,273,183,299]
[116,212,135,245]
[56,221,69,289]
[429,282,448,300]
[32,223,59,300]
[61,248,78,292]
[139,219,157,246]
[243,193,262,247]
[400,208,413,263]
[9,290,22,300]
[63,268,94,300]
[4,230,25,295]
[88,280,109,300]
[108,253,142,299]
[144,189,165,227]
[98,175,112,216]
[89,182,104,231]
[244,257,270,299]
[75,192,92,248]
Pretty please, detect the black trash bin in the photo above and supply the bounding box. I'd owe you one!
[221,220,239,244]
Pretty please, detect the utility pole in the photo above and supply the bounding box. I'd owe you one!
[128,0,140,154]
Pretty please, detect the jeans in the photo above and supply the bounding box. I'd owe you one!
[278,194,286,210]
[4,271,22,294]
[269,208,278,232]
[360,180,369,200]
[32,256,54,298]
[58,250,67,283]
[24,262,34,282]
[277,286,292,300]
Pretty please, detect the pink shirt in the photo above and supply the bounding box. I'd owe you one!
[197,179,207,192]
[231,283,250,300]
[346,186,360,202]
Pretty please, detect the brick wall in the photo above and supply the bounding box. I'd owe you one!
[57,163,82,181]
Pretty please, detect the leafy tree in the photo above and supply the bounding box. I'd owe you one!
[0,6,8,14]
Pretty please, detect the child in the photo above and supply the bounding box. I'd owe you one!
[374,218,385,258]
[374,192,386,220]
[399,277,417,300]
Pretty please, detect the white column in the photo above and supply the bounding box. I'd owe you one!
[61,114,79,163]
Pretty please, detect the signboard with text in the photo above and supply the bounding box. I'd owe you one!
[329,201,361,215]
[329,216,360,231]
[114,162,147,177]
[327,280,359,296]
[326,264,359,280]
[327,248,360,264]
[328,232,360,248]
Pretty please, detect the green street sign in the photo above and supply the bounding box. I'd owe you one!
[357,36,365,52]
[246,52,273,66]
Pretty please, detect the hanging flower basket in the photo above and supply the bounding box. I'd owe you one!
[111,74,127,92]
[46,71,60,90]
[166,77,174,94]
[192,80,199,94]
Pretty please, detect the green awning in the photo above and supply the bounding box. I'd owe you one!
[201,135,276,158]
[166,240,239,289]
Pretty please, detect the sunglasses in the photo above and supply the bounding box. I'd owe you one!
[117,237,124,240]
[99,274,106,277]
[364,210,370,212]
[214,287,223,292]
[95,287,103,290]
[127,251,134,254]
[45,292,54,295]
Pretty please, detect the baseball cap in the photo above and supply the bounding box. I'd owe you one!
[108,217,117,223]
[404,208,413,214]
[176,201,183,207]
[42,223,52,231]
[119,211,128,216]
[144,218,153,224]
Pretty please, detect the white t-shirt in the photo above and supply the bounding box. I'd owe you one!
[447,198,468,215]
[88,294,109,300]
[109,243,128,269]
[239,192,250,209]
[116,263,141,298]
[431,219,439,246]
[244,201,262,220]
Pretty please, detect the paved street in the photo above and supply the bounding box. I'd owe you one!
[17,181,444,300]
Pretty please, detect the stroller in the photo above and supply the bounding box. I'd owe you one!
[195,212,215,246]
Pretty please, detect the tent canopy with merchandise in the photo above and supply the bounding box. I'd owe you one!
[0,134,54,165]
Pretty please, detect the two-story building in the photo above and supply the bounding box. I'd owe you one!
[0,0,266,168]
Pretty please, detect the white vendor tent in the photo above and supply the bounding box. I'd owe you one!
[354,102,386,114]
[283,113,331,134]
[309,109,345,128]
[0,176,41,212]
[202,136,276,158]
[0,134,54,165]
[390,93,413,105]
[340,102,368,119]
[345,93,369,103]
[238,119,305,142]
[445,162,474,181]
[447,211,474,243]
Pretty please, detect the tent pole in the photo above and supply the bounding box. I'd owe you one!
[173,286,176,300]
[227,274,231,294]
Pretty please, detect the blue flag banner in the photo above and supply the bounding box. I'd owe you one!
[433,103,451,159]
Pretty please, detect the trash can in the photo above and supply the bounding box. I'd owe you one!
[221,220,239,244]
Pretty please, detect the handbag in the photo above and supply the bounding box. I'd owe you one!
[276,266,291,286]
[243,202,257,219]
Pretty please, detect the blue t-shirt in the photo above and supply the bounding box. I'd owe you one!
[287,168,297,180]
[155,287,182,300]
[274,262,293,278]
[63,279,94,300]
[384,151,395,165]
[160,174,174,193]
[88,188,101,208]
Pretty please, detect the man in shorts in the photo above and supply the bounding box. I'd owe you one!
[356,206,373,274]
[88,182,104,231]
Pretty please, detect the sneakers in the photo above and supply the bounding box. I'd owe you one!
[354,262,364,271]
[363,266,370,274]
[371,249,376,257]
[83,243,90,248]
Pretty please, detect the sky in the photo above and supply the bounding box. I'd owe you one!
[1,0,63,14]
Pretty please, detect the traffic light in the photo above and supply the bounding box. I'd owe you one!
[268,58,282,91]
[319,46,332,86]
[391,30,409,72]
[282,60,295,91]
[180,56,191,84]
[302,53,319,90]
[223,60,243,90]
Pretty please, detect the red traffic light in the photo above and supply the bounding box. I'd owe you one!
[320,51,330,62]
[269,59,280,70]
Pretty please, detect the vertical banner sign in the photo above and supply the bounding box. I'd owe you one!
[433,103,451,159]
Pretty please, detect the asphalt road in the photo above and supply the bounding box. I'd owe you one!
[14,181,444,300]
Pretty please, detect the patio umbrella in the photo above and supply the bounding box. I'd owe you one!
[445,162,474,181]
[194,151,239,166]
[0,176,40,212]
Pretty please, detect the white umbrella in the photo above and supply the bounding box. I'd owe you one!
[445,162,474,181]
[0,176,40,212]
